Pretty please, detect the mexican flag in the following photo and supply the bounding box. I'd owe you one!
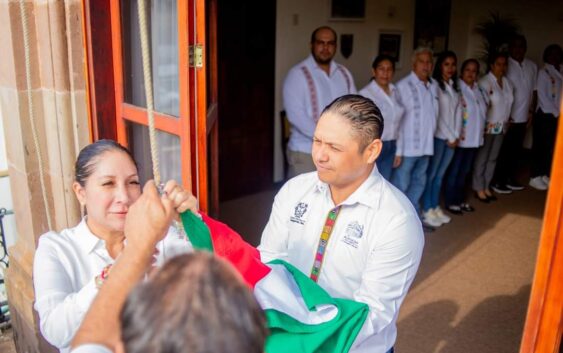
[180,211,370,353]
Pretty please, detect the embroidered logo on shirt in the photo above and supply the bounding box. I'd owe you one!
[290,202,308,225]
[342,221,363,248]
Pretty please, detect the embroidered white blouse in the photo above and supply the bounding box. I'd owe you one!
[458,80,488,148]
[283,55,356,153]
[258,169,424,353]
[478,72,514,134]
[359,81,405,141]
[435,79,462,143]
[536,64,562,117]
[33,218,192,353]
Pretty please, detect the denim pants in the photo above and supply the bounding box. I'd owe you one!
[422,138,455,211]
[391,156,430,214]
[444,147,477,207]
[377,140,396,181]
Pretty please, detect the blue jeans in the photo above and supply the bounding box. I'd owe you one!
[422,138,455,211]
[444,147,477,207]
[377,140,396,181]
[391,156,430,214]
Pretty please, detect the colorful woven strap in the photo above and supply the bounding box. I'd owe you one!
[310,206,342,282]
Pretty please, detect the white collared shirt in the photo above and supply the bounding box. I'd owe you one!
[479,72,515,133]
[536,64,562,117]
[359,81,405,141]
[258,169,424,353]
[33,219,192,353]
[71,345,112,353]
[506,57,538,123]
[395,72,439,156]
[435,79,463,143]
[283,55,357,153]
[458,80,488,148]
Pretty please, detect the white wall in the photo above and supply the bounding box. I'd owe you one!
[273,0,563,182]
[0,102,17,255]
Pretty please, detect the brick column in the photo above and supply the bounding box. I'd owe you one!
[0,0,90,351]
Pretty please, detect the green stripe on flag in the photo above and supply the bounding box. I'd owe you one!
[265,260,369,353]
[180,211,214,252]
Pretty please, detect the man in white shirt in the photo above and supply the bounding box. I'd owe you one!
[392,48,439,221]
[493,35,537,193]
[259,94,424,353]
[529,44,563,190]
[283,26,356,178]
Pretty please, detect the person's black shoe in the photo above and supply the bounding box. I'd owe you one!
[474,192,490,203]
[491,184,512,194]
[486,194,498,201]
[446,205,463,215]
[460,203,475,212]
[506,181,525,191]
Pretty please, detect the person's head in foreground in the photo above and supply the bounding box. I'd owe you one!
[313,94,384,200]
[119,252,268,353]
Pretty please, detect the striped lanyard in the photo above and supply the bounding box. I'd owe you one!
[310,206,342,282]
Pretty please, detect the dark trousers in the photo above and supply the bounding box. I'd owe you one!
[531,110,558,178]
[494,122,527,185]
[445,147,477,207]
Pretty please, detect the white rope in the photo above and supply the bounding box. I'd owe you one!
[137,0,161,186]
[19,0,53,230]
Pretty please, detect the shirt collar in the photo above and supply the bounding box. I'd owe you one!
[314,166,383,209]
[74,218,105,254]
[307,54,338,76]
[409,71,431,87]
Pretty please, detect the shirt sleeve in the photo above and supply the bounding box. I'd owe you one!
[350,212,424,349]
[536,69,559,116]
[33,237,99,349]
[346,68,358,94]
[283,67,318,140]
[394,83,408,156]
[258,184,291,263]
[71,344,113,353]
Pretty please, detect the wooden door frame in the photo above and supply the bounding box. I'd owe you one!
[519,108,563,353]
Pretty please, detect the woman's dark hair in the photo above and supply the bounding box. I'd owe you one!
[321,94,384,151]
[542,44,562,63]
[432,50,458,92]
[371,54,396,71]
[75,139,137,186]
[120,252,268,353]
[487,51,509,71]
[460,58,480,76]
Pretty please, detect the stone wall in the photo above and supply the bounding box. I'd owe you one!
[0,0,90,351]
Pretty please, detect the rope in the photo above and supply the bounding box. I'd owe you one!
[19,0,53,230]
[137,0,161,186]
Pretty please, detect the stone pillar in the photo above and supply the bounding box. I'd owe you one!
[0,0,90,351]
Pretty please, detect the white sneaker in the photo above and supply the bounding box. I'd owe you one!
[529,176,548,191]
[433,207,451,224]
[423,209,443,227]
[542,175,550,187]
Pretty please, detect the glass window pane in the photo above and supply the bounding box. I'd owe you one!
[127,122,182,185]
[121,0,179,117]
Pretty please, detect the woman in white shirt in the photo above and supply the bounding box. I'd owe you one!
[421,51,461,227]
[529,44,562,190]
[444,59,488,213]
[359,54,404,181]
[34,140,193,353]
[472,52,514,202]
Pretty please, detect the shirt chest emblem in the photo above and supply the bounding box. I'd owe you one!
[290,202,308,225]
[341,221,364,248]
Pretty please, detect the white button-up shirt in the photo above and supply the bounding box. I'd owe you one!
[258,169,424,353]
[283,55,357,153]
[458,80,489,148]
[536,64,562,117]
[359,81,405,141]
[435,80,463,143]
[506,57,537,123]
[479,72,515,134]
[33,219,192,353]
[395,72,439,157]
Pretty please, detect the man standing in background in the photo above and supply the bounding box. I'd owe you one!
[283,26,356,178]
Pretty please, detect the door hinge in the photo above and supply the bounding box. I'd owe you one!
[189,44,204,68]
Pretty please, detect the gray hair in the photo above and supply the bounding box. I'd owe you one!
[411,46,434,63]
[321,94,384,151]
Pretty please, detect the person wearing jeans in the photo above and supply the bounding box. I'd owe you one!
[421,51,461,227]
[393,48,438,222]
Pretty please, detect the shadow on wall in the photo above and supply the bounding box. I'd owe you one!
[397,285,531,353]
